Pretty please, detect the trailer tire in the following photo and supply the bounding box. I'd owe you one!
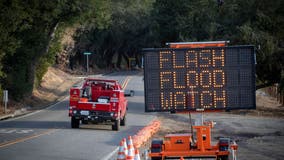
[120,115,126,126]
[112,119,120,131]
[71,117,80,128]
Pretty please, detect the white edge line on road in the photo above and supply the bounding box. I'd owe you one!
[3,74,111,122]
[3,75,123,158]
[101,147,119,160]
[5,96,69,122]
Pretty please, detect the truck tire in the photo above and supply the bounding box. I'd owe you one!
[112,119,120,131]
[120,115,126,126]
[151,157,162,160]
[71,117,80,128]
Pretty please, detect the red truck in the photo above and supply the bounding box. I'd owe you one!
[68,78,128,131]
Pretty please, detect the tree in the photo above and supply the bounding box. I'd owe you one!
[151,0,284,90]
[74,0,155,69]
[1,0,96,99]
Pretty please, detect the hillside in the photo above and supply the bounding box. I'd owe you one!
[0,67,81,116]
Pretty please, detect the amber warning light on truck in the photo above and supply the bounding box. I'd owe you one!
[143,46,256,112]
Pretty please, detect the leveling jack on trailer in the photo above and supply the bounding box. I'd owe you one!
[149,113,238,160]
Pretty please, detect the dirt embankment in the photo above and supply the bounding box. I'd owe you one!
[155,89,284,138]
[0,67,82,116]
[231,89,284,118]
[152,90,284,160]
[26,67,81,108]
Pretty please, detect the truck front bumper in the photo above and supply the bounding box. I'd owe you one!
[71,110,117,123]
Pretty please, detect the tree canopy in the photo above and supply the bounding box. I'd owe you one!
[0,0,283,100]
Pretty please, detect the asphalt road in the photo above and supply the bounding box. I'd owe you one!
[0,71,155,160]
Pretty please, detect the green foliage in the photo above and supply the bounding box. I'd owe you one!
[0,0,97,100]
[35,24,63,88]
[31,0,284,94]
[74,0,155,68]
[232,0,284,89]
[72,0,283,91]
[0,0,283,100]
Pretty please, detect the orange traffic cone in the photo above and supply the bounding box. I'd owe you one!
[123,138,128,156]
[134,148,141,160]
[117,140,126,160]
[126,136,135,160]
[180,156,184,160]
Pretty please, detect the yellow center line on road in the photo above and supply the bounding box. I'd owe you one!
[121,76,131,89]
[0,77,131,149]
[0,129,57,148]
[121,77,127,89]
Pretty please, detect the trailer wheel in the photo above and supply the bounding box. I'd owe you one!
[71,117,80,128]
[120,115,126,126]
[112,119,120,131]
[151,140,163,153]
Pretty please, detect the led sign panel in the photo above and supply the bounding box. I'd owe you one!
[143,46,255,112]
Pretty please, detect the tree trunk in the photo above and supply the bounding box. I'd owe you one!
[30,22,59,91]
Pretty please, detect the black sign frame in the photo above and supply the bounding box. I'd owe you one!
[143,45,256,112]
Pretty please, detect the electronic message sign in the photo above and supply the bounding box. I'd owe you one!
[143,46,256,112]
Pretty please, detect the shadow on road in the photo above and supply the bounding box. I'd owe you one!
[0,121,70,129]
[105,125,145,146]
[0,120,147,133]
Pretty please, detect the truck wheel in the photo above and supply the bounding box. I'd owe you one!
[151,157,162,160]
[120,115,126,126]
[112,119,120,131]
[71,117,80,128]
